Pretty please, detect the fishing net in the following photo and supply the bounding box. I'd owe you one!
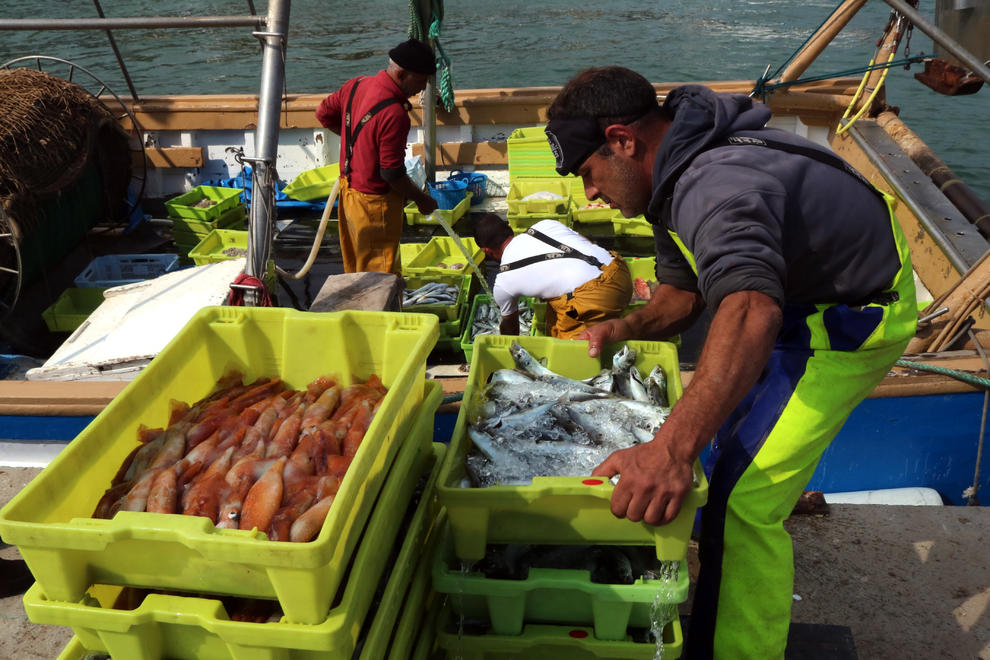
[0,68,132,239]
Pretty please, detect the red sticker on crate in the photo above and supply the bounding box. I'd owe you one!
[582,479,604,485]
[569,630,589,638]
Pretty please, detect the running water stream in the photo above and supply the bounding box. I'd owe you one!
[428,211,493,300]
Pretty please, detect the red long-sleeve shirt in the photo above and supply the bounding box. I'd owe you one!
[315,70,411,195]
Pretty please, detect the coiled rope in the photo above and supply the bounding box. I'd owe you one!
[407,0,455,112]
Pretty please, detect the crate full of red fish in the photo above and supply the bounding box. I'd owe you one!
[0,307,439,625]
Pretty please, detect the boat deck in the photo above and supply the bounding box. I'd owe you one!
[2,463,987,659]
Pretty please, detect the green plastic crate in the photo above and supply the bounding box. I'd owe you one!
[506,178,572,216]
[23,406,444,660]
[409,595,442,660]
[433,525,688,640]
[402,272,472,321]
[437,334,707,561]
[282,163,341,202]
[172,205,247,246]
[404,191,472,226]
[436,606,683,659]
[188,229,249,266]
[611,214,653,237]
[0,308,438,625]
[405,235,485,278]
[165,186,244,222]
[42,288,107,332]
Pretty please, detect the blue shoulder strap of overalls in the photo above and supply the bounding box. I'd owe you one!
[498,227,606,273]
[342,77,404,177]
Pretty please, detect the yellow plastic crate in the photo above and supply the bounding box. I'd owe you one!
[166,186,244,222]
[436,334,708,561]
[404,192,472,226]
[172,204,247,246]
[281,163,341,201]
[399,242,430,274]
[42,288,106,332]
[507,211,572,234]
[506,178,572,216]
[0,307,438,625]
[23,415,445,660]
[435,605,683,659]
[507,126,559,178]
[404,235,485,278]
[611,214,654,237]
[188,229,249,266]
[358,483,446,660]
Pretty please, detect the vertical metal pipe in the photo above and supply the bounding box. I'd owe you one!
[423,76,437,183]
[415,0,436,183]
[245,0,289,300]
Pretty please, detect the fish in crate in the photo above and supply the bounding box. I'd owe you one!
[93,370,388,543]
[465,341,673,486]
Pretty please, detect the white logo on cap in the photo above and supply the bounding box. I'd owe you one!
[546,130,564,167]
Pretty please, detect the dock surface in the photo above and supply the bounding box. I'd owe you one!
[2,465,988,658]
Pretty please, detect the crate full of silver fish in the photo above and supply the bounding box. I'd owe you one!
[436,335,708,561]
[401,273,472,321]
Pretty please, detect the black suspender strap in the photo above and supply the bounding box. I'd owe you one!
[656,134,883,227]
[342,78,403,177]
[499,227,607,273]
[718,135,883,199]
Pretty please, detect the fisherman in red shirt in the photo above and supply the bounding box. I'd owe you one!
[315,39,438,274]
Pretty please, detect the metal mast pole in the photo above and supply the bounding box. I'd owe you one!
[245,0,290,303]
[416,0,436,183]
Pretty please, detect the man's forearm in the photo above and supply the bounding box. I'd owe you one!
[656,290,781,462]
[388,174,431,206]
[623,283,705,340]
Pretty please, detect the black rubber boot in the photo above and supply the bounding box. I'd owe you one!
[0,559,34,598]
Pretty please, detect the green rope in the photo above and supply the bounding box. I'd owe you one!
[407,0,455,111]
[441,392,463,405]
[895,359,990,390]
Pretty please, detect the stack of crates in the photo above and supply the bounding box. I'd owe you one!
[402,269,473,355]
[165,185,246,256]
[460,294,541,362]
[1,307,449,659]
[431,335,709,658]
[506,126,576,233]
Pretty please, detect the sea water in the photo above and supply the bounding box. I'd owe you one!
[0,0,986,202]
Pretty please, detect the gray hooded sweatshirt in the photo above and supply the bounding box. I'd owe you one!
[647,85,899,310]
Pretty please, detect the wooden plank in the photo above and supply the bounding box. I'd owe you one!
[0,381,128,416]
[411,141,507,166]
[134,146,204,169]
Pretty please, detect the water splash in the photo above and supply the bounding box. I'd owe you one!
[428,210,494,299]
[645,560,680,659]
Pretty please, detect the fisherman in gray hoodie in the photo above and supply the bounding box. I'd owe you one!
[546,67,917,659]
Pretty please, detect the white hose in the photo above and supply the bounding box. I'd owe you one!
[275,177,341,280]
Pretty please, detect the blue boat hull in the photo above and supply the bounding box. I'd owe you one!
[6,392,988,506]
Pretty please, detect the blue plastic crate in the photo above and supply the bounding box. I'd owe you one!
[429,179,469,210]
[448,170,489,205]
[73,254,180,289]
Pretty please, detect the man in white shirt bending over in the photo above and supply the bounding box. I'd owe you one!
[474,213,633,339]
